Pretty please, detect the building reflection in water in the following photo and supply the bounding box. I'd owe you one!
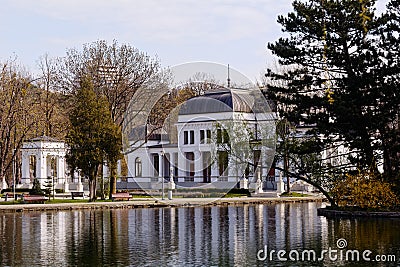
[0,202,399,266]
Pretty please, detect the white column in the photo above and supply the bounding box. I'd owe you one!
[169,152,176,172]
[158,153,163,182]
[21,151,30,184]
[261,147,270,178]
[59,156,69,192]
[177,152,186,182]
[276,171,285,194]
[169,152,176,185]
[77,177,83,192]
[55,156,60,183]
[38,153,47,186]
[142,152,151,178]
[117,160,122,176]
[228,156,236,182]
[103,164,109,178]
[211,161,219,182]
[255,169,263,194]
[1,177,7,190]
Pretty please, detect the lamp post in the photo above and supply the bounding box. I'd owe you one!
[161,151,164,200]
[168,166,175,200]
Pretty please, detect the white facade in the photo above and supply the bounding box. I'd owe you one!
[18,136,117,192]
[20,136,68,189]
[125,88,277,191]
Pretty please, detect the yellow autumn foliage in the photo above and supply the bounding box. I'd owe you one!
[332,171,399,210]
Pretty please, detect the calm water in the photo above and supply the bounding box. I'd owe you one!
[0,202,399,266]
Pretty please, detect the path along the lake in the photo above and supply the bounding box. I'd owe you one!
[0,196,326,213]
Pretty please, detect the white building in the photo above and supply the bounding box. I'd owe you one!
[20,136,67,188]
[18,136,86,192]
[125,88,278,191]
[11,88,280,194]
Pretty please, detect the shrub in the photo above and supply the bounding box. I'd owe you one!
[30,178,44,195]
[331,171,399,210]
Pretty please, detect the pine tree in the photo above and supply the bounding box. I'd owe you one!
[379,0,400,182]
[266,0,400,178]
[66,76,122,201]
[30,178,44,195]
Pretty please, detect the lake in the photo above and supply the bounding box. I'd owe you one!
[0,202,399,266]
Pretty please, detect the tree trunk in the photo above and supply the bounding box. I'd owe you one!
[109,160,117,200]
[89,179,95,201]
[275,166,337,207]
[88,167,99,202]
[99,163,105,200]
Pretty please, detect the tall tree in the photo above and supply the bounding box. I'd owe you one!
[57,39,167,125]
[0,60,41,187]
[101,119,122,198]
[266,0,400,179]
[57,40,168,196]
[36,54,70,138]
[276,118,296,193]
[378,0,400,182]
[66,77,121,201]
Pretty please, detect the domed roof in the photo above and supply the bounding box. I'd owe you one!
[179,88,253,115]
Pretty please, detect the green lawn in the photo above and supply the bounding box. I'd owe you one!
[280,192,310,197]
[223,193,249,198]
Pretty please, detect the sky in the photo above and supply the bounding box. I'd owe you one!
[0,0,390,83]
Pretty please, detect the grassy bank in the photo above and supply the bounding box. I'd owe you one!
[280,192,310,197]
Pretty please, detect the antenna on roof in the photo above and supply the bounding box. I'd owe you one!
[227,64,231,88]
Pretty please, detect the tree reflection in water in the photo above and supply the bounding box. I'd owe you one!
[0,203,399,266]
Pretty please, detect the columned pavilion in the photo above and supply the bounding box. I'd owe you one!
[20,136,68,190]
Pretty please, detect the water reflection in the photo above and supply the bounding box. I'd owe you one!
[0,203,399,266]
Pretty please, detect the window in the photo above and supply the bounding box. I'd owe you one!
[190,130,194,144]
[153,154,159,176]
[203,151,211,183]
[184,130,194,145]
[200,130,211,144]
[185,152,195,178]
[135,157,142,177]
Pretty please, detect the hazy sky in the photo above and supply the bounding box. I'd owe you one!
[0,0,390,82]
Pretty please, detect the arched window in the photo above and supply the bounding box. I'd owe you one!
[135,157,142,177]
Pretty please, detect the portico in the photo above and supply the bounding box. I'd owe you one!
[20,136,68,191]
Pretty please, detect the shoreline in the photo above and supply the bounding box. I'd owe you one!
[0,196,325,213]
[317,207,400,218]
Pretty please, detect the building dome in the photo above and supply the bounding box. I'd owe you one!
[178,88,253,115]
